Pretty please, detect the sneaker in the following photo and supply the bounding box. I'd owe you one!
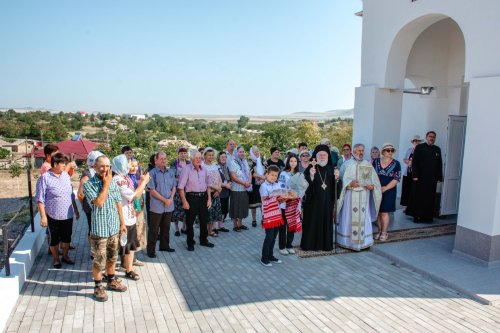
[218,227,230,232]
[269,257,283,264]
[107,278,127,292]
[287,248,296,254]
[260,260,272,267]
[187,245,195,251]
[200,242,215,248]
[174,231,181,237]
[239,225,249,230]
[94,285,108,302]
[279,249,289,255]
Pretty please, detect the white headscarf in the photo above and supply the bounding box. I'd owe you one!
[249,145,264,176]
[86,150,103,178]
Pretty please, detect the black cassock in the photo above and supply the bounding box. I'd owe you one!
[300,165,336,251]
[406,143,443,221]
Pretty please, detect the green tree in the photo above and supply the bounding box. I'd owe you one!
[296,121,322,147]
[237,115,250,129]
[9,163,23,190]
[0,147,10,159]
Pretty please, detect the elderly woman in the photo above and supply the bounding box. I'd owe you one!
[370,146,380,163]
[203,147,223,236]
[372,143,401,241]
[77,150,103,259]
[229,146,251,231]
[112,155,150,280]
[298,150,310,173]
[217,151,232,231]
[36,153,79,268]
[249,145,265,227]
[170,146,190,236]
[128,159,146,266]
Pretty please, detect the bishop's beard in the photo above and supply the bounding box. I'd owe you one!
[317,159,328,167]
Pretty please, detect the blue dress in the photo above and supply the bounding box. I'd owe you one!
[373,158,401,213]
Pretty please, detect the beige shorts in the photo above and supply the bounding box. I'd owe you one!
[90,234,119,271]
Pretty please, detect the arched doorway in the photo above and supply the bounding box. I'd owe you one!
[385,16,466,218]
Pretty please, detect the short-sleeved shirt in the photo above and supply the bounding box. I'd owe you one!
[204,163,221,190]
[147,166,177,214]
[35,170,74,220]
[178,164,210,193]
[259,180,281,198]
[266,159,285,171]
[83,175,122,238]
[229,160,249,192]
[40,161,51,175]
[114,174,137,226]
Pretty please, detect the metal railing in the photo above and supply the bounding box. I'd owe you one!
[1,205,27,276]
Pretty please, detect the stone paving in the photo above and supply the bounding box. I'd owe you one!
[4,214,500,333]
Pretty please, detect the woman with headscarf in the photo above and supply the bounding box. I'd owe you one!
[300,145,338,251]
[217,151,231,231]
[128,159,146,266]
[229,146,251,231]
[77,150,103,259]
[248,145,265,227]
[202,147,223,237]
[170,146,191,236]
[112,155,150,281]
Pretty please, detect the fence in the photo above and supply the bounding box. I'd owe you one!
[1,205,27,276]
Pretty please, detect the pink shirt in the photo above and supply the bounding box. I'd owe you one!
[40,161,51,175]
[177,164,211,193]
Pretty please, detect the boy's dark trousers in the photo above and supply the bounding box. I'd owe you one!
[279,209,294,250]
[261,226,279,262]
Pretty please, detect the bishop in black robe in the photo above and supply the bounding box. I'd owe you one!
[300,145,337,251]
[407,133,443,222]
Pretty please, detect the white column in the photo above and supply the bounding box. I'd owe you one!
[454,76,500,265]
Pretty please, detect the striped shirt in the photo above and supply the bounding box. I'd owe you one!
[83,175,122,238]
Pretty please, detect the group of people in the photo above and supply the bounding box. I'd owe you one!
[34,131,443,301]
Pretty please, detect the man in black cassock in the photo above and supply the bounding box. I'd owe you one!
[300,144,337,251]
[407,131,443,222]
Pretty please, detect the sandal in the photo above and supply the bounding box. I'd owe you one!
[125,270,140,281]
[209,232,218,237]
[379,232,389,242]
[374,232,381,240]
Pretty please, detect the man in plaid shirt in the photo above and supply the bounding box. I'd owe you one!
[83,155,128,302]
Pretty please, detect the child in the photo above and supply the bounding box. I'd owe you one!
[278,154,302,255]
[259,165,285,267]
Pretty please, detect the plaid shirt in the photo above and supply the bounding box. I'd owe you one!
[83,175,122,238]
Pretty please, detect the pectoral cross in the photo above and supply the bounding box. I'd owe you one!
[321,183,327,190]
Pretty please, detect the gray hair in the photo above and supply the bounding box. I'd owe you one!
[353,143,365,151]
[320,138,330,145]
[189,150,201,159]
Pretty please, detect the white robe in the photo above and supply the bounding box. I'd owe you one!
[337,159,382,251]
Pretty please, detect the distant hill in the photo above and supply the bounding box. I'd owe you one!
[0,107,353,122]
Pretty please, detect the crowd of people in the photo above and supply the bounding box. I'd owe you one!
[35,131,443,301]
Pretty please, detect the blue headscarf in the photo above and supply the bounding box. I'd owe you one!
[112,154,129,177]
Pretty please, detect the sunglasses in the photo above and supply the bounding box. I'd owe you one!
[384,149,395,153]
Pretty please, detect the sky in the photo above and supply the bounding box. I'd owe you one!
[0,1,363,116]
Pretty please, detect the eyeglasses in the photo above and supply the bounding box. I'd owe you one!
[384,149,395,153]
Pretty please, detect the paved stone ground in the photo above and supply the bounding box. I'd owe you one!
[4,215,500,333]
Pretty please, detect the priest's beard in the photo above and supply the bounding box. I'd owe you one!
[317,159,328,167]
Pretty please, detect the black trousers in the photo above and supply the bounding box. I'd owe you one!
[261,227,278,262]
[185,193,209,246]
[220,196,229,220]
[279,209,294,249]
[147,211,172,255]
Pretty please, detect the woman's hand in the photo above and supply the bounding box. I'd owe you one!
[40,215,48,228]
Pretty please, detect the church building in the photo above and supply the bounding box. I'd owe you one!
[353,0,500,264]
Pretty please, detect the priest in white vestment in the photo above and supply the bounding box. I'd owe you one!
[337,143,382,251]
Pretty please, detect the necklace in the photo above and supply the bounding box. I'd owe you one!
[317,167,327,190]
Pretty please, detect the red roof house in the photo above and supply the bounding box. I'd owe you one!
[32,136,99,161]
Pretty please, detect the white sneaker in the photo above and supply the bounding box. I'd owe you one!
[260,260,272,267]
[287,248,296,254]
[279,249,289,255]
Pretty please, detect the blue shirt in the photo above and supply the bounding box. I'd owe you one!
[35,170,74,220]
[147,166,177,214]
